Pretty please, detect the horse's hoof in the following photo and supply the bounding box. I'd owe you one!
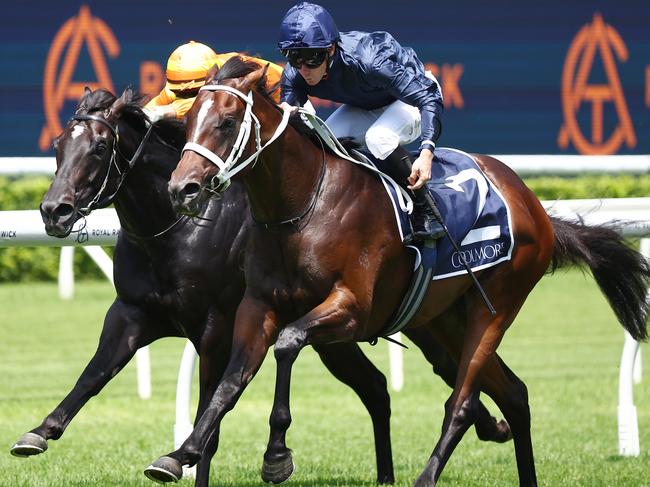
[377,473,395,485]
[10,432,48,457]
[261,452,295,484]
[144,456,183,483]
[475,417,513,444]
[492,419,513,443]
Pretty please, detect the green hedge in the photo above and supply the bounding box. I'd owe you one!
[523,174,650,200]
[1,174,649,282]
[0,176,113,282]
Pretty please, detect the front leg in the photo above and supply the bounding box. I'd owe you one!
[193,311,234,487]
[144,295,279,484]
[11,300,164,457]
[262,284,364,484]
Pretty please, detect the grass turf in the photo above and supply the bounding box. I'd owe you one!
[0,270,648,486]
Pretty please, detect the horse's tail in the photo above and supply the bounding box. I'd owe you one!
[549,216,650,341]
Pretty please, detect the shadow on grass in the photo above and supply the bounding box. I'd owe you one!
[214,476,381,487]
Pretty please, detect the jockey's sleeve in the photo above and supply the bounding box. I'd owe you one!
[170,97,196,119]
[280,68,308,106]
[144,87,175,109]
[369,58,444,146]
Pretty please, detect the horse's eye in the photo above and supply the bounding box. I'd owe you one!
[95,143,107,156]
[220,118,235,131]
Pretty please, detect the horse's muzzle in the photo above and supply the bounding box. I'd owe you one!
[40,201,76,237]
[168,180,202,216]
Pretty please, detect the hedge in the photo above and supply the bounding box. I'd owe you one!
[0,174,649,282]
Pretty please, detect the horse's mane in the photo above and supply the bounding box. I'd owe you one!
[76,88,185,152]
[119,89,186,152]
[211,56,340,156]
[75,88,115,114]
[209,55,280,102]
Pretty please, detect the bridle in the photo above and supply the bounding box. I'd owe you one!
[181,84,291,193]
[70,113,154,215]
[182,84,330,228]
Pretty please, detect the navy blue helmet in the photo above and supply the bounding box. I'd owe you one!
[278,2,340,50]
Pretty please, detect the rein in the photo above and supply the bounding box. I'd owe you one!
[296,109,414,213]
[71,113,154,215]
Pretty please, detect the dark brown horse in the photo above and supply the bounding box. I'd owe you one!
[156,58,649,486]
[12,88,397,486]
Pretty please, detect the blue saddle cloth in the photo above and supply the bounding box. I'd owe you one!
[373,147,514,280]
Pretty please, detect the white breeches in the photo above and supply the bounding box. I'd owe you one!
[325,99,421,160]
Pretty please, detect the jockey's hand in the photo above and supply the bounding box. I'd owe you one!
[280,102,299,114]
[407,148,434,190]
[143,105,175,123]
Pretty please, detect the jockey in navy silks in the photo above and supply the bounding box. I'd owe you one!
[278,2,445,242]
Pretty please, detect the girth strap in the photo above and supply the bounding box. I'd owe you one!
[376,260,434,338]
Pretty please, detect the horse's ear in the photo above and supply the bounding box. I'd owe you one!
[75,87,93,113]
[105,89,130,119]
[206,63,220,84]
[242,66,267,91]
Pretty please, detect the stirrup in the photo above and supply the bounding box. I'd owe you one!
[412,218,445,241]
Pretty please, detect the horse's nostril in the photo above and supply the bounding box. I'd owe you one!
[53,204,74,219]
[184,183,201,199]
[40,202,74,224]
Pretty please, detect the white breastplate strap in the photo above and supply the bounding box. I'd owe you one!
[298,108,413,213]
[182,85,291,187]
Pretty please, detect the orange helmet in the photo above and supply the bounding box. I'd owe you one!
[165,41,219,92]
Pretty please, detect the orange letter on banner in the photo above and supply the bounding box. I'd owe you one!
[140,61,164,99]
[557,13,635,154]
[442,64,464,108]
[40,5,120,152]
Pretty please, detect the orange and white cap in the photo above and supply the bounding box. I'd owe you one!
[165,41,219,92]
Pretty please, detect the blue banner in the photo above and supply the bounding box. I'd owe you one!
[0,0,648,156]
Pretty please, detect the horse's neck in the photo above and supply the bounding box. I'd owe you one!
[245,128,327,224]
[112,137,180,242]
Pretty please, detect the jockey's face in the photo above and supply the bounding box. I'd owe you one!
[296,45,335,86]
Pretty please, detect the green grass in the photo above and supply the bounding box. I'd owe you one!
[0,271,648,486]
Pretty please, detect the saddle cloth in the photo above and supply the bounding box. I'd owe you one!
[360,147,513,338]
[371,147,514,280]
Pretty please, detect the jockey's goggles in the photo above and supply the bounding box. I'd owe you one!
[282,48,328,69]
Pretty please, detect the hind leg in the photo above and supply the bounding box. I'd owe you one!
[479,355,536,486]
[414,270,540,486]
[405,319,511,444]
[312,342,394,484]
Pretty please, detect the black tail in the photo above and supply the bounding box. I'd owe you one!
[550,217,650,341]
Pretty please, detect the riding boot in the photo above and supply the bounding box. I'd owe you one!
[382,146,445,243]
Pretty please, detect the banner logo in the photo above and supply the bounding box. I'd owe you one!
[558,13,636,155]
[39,5,120,151]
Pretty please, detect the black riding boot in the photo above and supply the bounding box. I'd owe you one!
[382,147,445,243]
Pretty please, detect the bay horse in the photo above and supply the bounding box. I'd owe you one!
[12,87,506,485]
[154,57,650,486]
